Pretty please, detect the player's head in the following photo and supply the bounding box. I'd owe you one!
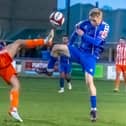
[119,37,126,44]
[89,8,103,26]
[62,35,68,44]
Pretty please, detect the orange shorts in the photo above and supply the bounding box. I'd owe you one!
[116,64,126,72]
[0,50,16,83]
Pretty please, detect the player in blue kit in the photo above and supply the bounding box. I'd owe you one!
[58,36,72,93]
[45,36,72,93]
[47,8,109,121]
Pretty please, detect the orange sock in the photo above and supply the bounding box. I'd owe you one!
[10,90,19,110]
[25,39,45,48]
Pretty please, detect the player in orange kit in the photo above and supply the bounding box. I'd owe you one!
[0,29,54,122]
[114,37,126,92]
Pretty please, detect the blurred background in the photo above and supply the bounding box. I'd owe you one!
[0,0,125,79]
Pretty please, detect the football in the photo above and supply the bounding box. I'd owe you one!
[49,11,65,27]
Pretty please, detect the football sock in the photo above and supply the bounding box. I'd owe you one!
[10,90,19,110]
[66,78,71,83]
[60,78,64,88]
[25,39,45,48]
[90,96,97,110]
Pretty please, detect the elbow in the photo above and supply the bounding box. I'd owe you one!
[94,38,103,46]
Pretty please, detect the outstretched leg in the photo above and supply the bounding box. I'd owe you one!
[6,29,54,59]
[3,29,54,122]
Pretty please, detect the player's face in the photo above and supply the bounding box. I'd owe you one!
[62,37,68,44]
[89,16,102,26]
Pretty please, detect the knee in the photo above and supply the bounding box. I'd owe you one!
[60,73,65,78]
[11,83,20,90]
[10,75,20,90]
[14,39,25,48]
[85,79,90,86]
[85,74,94,86]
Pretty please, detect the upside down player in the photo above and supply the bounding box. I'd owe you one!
[0,29,54,122]
[58,35,72,93]
[47,8,109,121]
[38,36,72,93]
[49,35,72,93]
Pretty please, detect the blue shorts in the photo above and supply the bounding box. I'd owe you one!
[59,63,71,74]
[68,45,96,76]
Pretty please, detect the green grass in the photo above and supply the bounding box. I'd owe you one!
[0,77,126,126]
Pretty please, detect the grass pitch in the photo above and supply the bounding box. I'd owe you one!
[0,77,126,126]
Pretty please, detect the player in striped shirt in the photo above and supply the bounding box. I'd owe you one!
[114,37,126,92]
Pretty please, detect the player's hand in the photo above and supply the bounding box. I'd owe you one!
[76,28,84,36]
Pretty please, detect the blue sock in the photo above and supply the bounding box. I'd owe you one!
[60,78,64,88]
[90,96,97,110]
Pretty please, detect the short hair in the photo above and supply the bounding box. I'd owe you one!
[120,37,126,40]
[89,8,103,18]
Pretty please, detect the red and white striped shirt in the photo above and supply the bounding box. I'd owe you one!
[116,43,126,65]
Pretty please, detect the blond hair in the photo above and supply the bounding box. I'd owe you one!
[89,8,103,18]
